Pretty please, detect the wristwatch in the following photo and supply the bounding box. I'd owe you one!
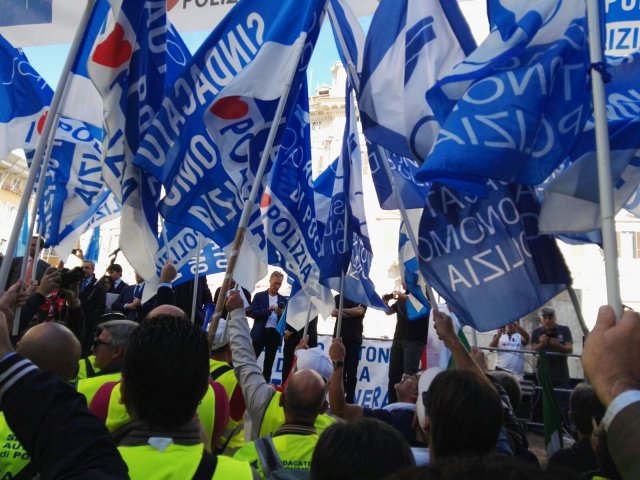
[332,360,344,369]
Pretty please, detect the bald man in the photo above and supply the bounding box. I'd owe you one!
[1,323,82,478]
[233,369,326,478]
[17,323,82,382]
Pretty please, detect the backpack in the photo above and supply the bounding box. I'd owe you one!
[254,436,309,480]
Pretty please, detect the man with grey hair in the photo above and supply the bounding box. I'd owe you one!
[77,319,138,406]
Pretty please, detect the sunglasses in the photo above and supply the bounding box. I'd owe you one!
[92,338,111,348]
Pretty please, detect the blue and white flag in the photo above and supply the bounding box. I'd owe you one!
[359,0,476,163]
[37,117,120,256]
[417,180,569,331]
[0,34,52,160]
[398,210,431,320]
[540,52,640,233]
[257,82,334,330]
[315,86,385,311]
[417,0,591,192]
[133,0,327,290]
[327,0,431,211]
[626,187,640,218]
[155,222,227,287]
[88,0,190,282]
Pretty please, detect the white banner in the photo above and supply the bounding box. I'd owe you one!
[0,0,379,48]
[258,334,393,409]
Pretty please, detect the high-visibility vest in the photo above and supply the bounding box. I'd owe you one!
[0,413,32,479]
[76,356,100,382]
[77,371,121,406]
[233,432,318,478]
[119,443,254,479]
[93,381,218,450]
[210,359,245,454]
[259,391,335,438]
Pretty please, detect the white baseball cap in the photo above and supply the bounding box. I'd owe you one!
[295,347,333,382]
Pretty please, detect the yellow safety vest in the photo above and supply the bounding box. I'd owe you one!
[259,391,335,438]
[0,413,31,479]
[76,356,100,382]
[119,443,254,479]
[99,381,217,450]
[209,359,245,454]
[233,433,318,479]
[77,371,121,406]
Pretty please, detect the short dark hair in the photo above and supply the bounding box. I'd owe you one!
[122,314,210,429]
[570,382,604,436]
[310,417,415,480]
[424,370,503,460]
[107,263,123,274]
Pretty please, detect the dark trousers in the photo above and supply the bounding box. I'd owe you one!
[343,339,361,404]
[253,328,281,383]
[282,319,318,384]
[388,340,425,404]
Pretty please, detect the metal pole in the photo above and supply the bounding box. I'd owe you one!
[302,300,313,340]
[207,36,308,344]
[567,285,589,335]
[586,0,622,319]
[190,233,203,324]
[0,0,97,294]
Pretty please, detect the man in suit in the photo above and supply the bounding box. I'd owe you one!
[5,235,50,289]
[247,271,287,382]
[78,260,107,354]
[111,272,144,321]
[106,264,128,294]
[582,305,640,480]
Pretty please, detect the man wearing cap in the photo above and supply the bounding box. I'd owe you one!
[225,291,335,440]
[531,306,573,386]
[531,306,573,422]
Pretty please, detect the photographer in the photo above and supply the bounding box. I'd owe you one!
[17,267,85,343]
[531,306,573,422]
[384,289,429,404]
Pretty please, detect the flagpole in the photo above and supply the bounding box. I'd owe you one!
[586,0,622,319]
[328,2,439,313]
[335,188,351,338]
[0,0,97,295]
[207,35,308,344]
[190,233,203,324]
[302,300,313,340]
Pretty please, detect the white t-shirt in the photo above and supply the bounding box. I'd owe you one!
[266,294,279,328]
[495,333,525,378]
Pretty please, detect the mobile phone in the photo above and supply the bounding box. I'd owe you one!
[278,301,285,309]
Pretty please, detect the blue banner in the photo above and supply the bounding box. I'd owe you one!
[539,52,640,234]
[417,0,591,193]
[133,0,327,288]
[0,34,52,159]
[417,180,569,331]
[359,0,475,163]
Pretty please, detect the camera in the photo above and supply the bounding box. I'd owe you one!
[546,327,558,339]
[60,267,84,289]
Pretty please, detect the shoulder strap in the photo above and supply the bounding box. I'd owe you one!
[84,357,96,377]
[210,364,234,381]
[255,436,283,477]
[89,381,119,421]
[192,449,219,480]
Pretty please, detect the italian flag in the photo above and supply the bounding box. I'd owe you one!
[538,351,563,457]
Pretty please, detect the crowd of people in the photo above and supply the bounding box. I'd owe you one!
[0,242,637,479]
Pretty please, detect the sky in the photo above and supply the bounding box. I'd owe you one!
[23,15,373,92]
